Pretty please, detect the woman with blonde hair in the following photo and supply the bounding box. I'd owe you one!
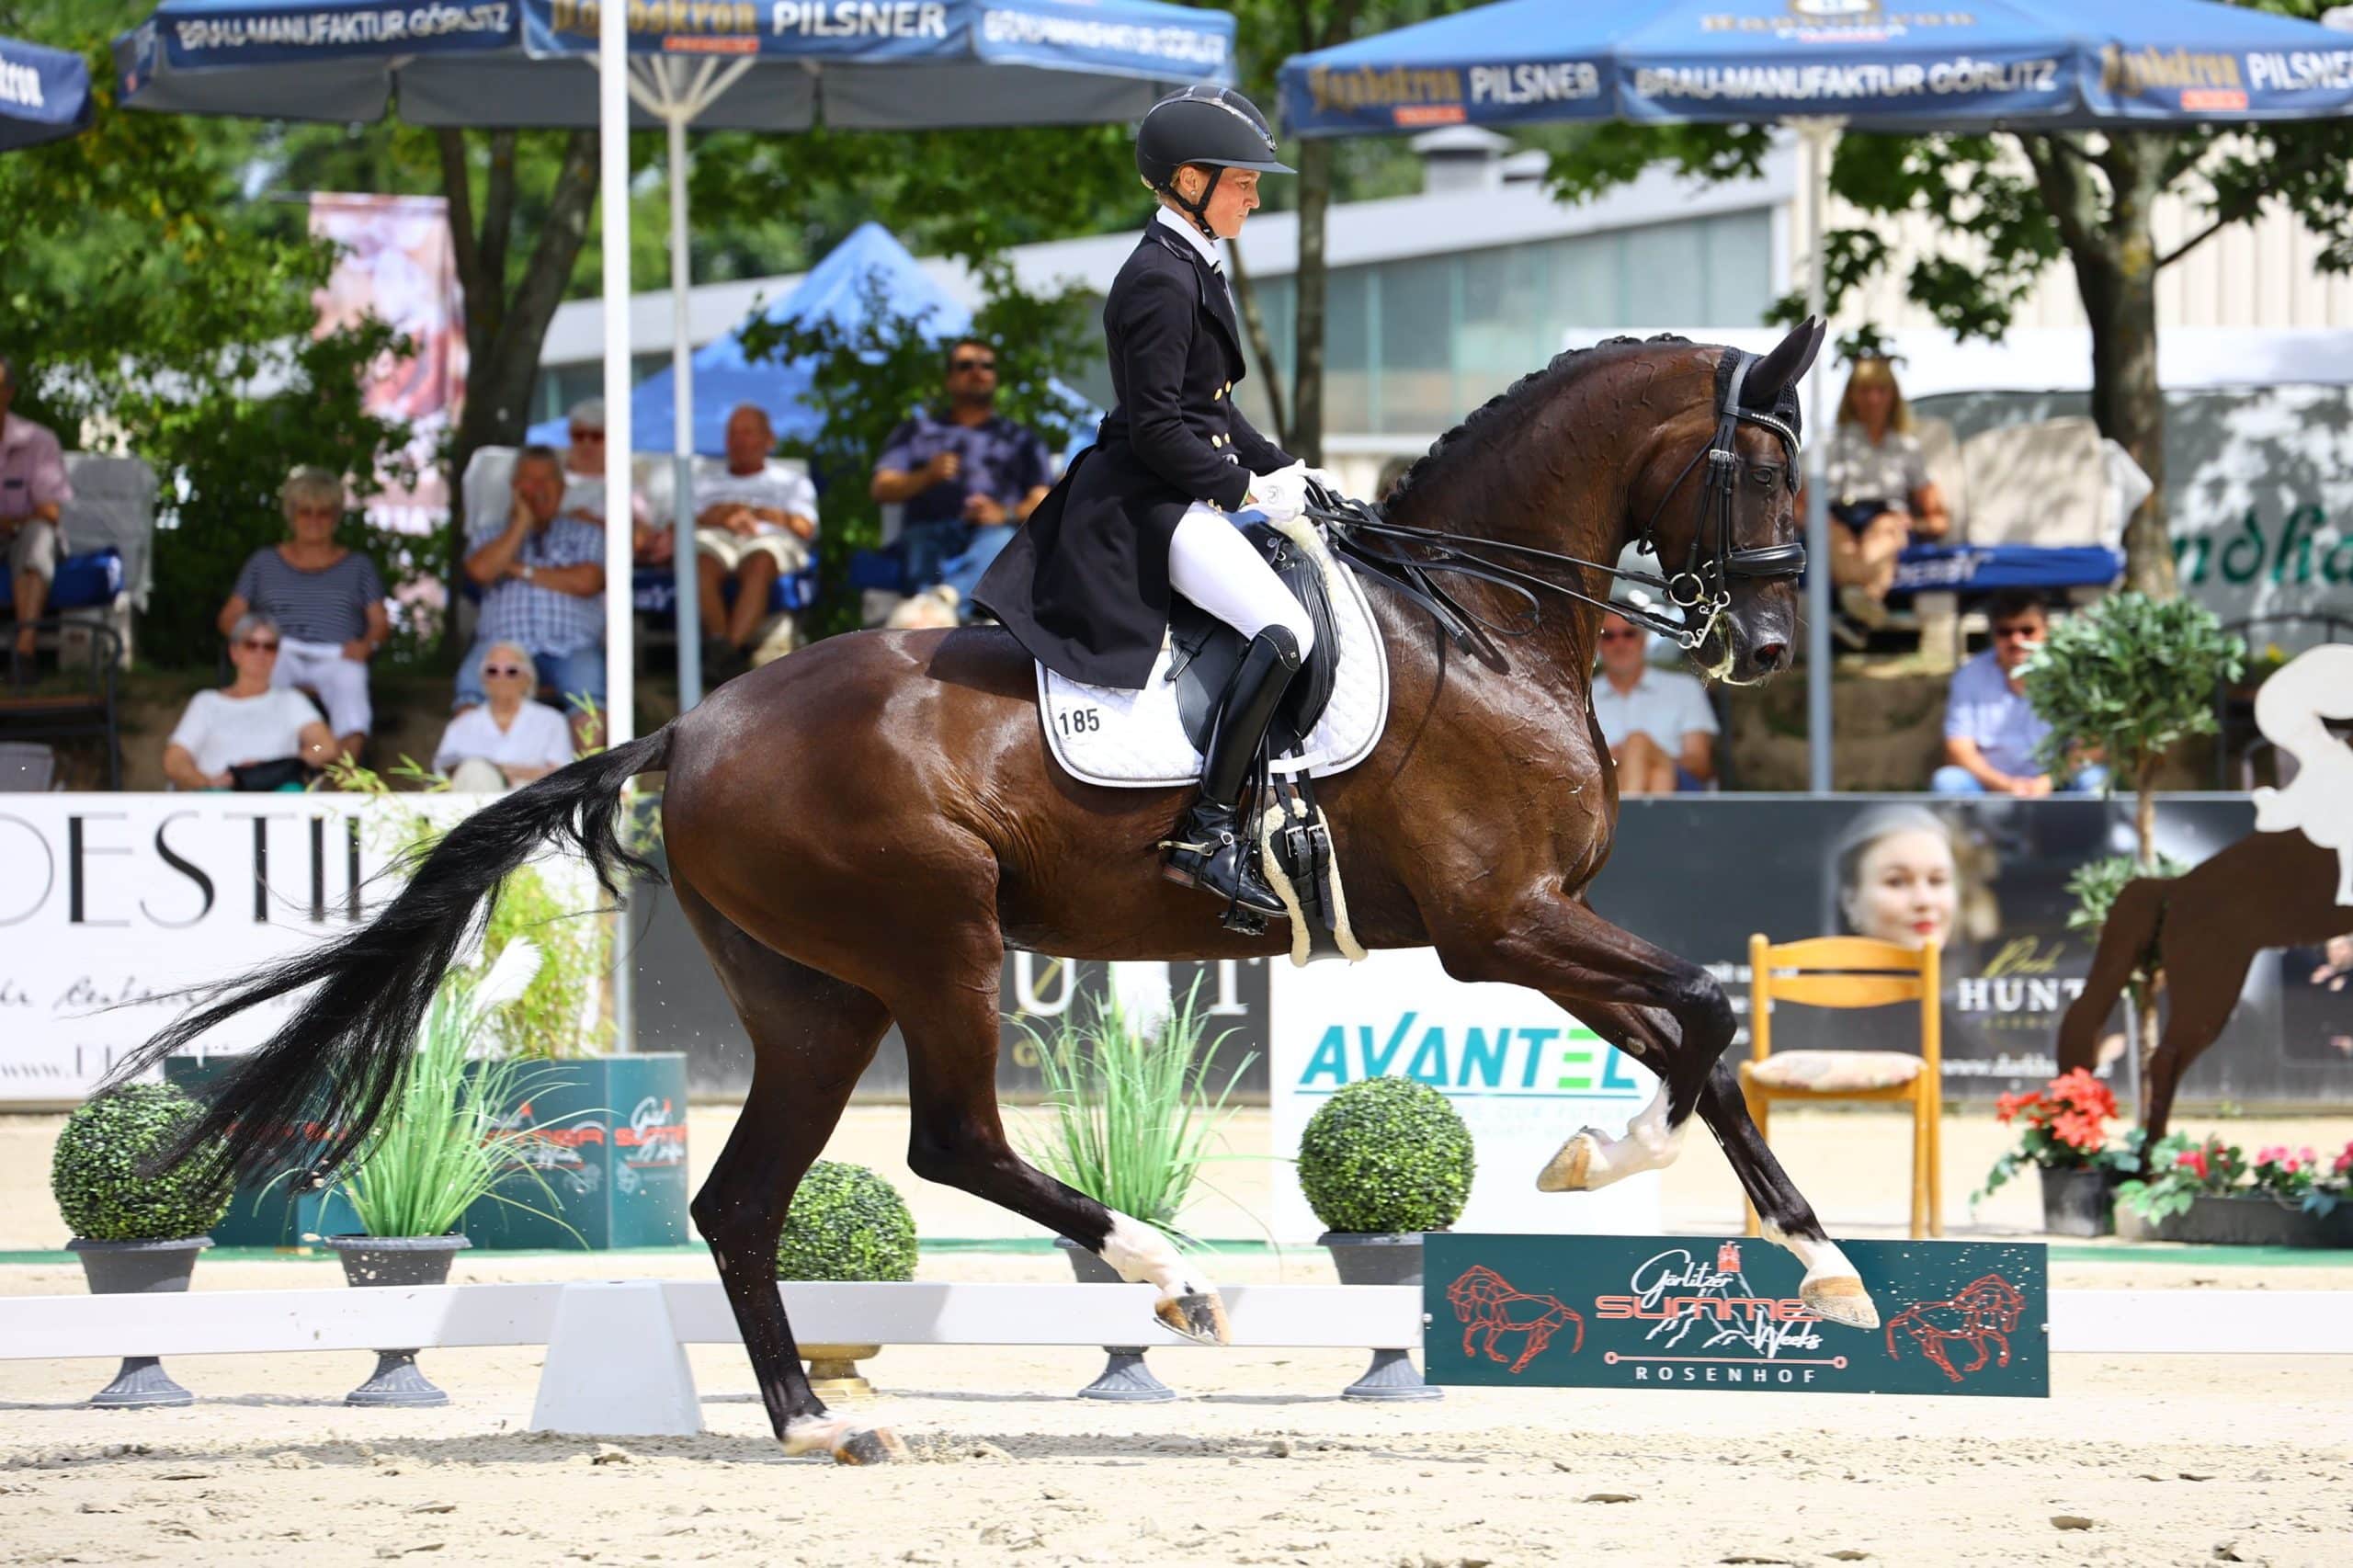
[1808,356,1949,644]
[216,465,390,761]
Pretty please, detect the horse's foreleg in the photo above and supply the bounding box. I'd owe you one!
[890,914,1229,1346]
[675,880,903,1463]
[1435,900,1874,1329]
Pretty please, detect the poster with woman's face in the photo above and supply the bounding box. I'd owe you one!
[1589,797,2340,1104]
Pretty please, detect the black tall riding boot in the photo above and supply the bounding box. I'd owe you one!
[1162,627,1302,918]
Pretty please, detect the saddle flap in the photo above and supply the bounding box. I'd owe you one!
[1166,520,1343,756]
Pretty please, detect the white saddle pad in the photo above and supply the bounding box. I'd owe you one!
[1037,534,1390,790]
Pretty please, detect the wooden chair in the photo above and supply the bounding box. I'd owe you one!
[1741,935,1942,1240]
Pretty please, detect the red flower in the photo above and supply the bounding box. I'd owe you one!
[2177,1147,2210,1180]
[2335,1144,2353,1176]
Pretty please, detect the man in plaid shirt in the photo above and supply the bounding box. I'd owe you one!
[459,445,608,748]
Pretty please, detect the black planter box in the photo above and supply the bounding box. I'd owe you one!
[2037,1166,2118,1238]
[2117,1193,2353,1248]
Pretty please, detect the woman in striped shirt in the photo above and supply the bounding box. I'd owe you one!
[216,466,390,762]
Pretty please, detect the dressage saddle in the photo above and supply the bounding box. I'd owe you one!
[1165,520,1342,757]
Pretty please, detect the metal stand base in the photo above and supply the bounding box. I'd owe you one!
[1342,1348,1442,1403]
[345,1351,449,1408]
[1077,1348,1176,1403]
[89,1357,193,1409]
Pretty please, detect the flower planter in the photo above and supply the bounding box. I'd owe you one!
[2116,1194,2353,1248]
[1317,1232,1443,1403]
[68,1237,210,1409]
[1054,1236,1176,1403]
[323,1234,473,1406]
[166,1053,690,1250]
[2036,1166,2119,1238]
[801,1345,882,1402]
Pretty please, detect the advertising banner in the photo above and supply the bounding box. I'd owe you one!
[1267,948,1663,1243]
[1424,1233,2049,1398]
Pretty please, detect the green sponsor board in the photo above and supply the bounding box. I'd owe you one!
[1423,1233,2048,1398]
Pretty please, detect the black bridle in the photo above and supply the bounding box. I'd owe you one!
[1310,349,1807,657]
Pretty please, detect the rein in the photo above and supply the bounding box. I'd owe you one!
[1309,348,1806,657]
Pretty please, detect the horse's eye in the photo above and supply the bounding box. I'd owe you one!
[1750,469,1778,489]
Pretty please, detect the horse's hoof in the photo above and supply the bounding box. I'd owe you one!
[1802,1275,1880,1330]
[834,1426,909,1466]
[1156,1290,1231,1346]
[1535,1131,1600,1192]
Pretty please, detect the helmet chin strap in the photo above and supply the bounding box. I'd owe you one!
[1166,165,1223,241]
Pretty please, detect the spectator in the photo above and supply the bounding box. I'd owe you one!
[870,337,1052,608]
[1805,356,1949,646]
[1932,589,2109,798]
[162,613,336,790]
[217,466,389,763]
[885,585,961,631]
[432,639,576,791]
[1591,608,1717,795]
[694,403,817,674]
[1,353,73,682]
[558,399,655,562]
[460,444,607,749]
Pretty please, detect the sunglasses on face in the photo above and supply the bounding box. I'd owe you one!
[1599,628,1642,642]
[951,357,996,372]
[240,639,280,653]
[1993,623,2042,641]
[570,427,605,441]
[483,664,529,678]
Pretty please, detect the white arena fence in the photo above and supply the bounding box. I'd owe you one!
[3,1281,2348,1437]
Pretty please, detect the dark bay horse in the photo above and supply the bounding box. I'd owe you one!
[121,322,1876,1464]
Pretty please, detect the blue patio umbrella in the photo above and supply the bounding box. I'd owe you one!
[0,35,93,151]
[115,0,1233,706]
[1279,0,2353,790]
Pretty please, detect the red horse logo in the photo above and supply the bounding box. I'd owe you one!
[1446,1265,1585,1374]
[1883,1273,2028,1383]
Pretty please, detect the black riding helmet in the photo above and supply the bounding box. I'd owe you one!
[1136,85,1293,238]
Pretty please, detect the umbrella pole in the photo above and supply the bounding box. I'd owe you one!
[1797,117,1840,795]
[669,108,704,710]
[597,3,635,754]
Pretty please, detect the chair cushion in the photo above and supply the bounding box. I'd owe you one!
[1746,1051,1924,1094]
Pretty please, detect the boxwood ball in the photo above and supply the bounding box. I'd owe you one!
[774,1160,919,1283]
[1297,1075,1475,1236]
[51,1083,232,1243]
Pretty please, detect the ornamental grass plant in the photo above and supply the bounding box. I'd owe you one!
[328,939,577,1240]
[1016,979,1252,1248]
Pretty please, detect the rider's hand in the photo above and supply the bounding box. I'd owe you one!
[923,450,962,486]
[1247,464,1310,523]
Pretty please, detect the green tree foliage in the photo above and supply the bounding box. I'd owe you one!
[736,265,1094,637]
[1540,1,2353,598]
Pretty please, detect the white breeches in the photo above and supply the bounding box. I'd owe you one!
[1167,504,1316,658]
[272,637,372,738]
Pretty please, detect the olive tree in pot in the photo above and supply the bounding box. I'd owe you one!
[774,1161,920,1400]
[1020,981,1251,1403]
[315,939,574,1407]
[1298,1075,1474,1402]
[51,1084,233,1408]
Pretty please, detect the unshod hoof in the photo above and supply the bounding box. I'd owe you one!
[781,1415,909,1464]
[1156,1290,1232,1346]
[1802,1275,1880,1330]
[834,1426,909,1466]
[1535,1131,1600,1193]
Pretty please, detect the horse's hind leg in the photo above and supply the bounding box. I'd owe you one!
[883,910,1231,1346]
[674,876,902,1463]
[1536,1002,1687,1193]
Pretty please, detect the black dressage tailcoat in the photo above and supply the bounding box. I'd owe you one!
[973,222,1292,689]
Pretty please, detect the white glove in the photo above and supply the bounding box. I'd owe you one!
[1246,463,1309,523]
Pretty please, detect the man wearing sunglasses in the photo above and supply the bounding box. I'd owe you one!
[870,337,1052,613]
[460,445,607,748]
[1591,608,1719,796]
[1933,589,2109,797]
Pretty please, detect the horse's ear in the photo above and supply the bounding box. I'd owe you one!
[1741,317,1825,410]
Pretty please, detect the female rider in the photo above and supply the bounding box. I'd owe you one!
[975,85,1324,921]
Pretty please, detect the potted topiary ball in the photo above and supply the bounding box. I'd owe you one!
[1297,1076,1473,1402]
[51,1083,233,1408]
[775,1161,918,1400]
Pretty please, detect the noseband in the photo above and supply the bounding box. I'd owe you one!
[1313,348,1806,656]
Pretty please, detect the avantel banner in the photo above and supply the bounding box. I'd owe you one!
[1425,1233,2048,1398]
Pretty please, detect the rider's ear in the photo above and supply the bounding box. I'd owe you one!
[1743,317,1826,410]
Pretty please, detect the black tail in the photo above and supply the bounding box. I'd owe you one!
[115,725,676,1191]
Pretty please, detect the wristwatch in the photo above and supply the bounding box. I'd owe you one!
[520,563,538,583]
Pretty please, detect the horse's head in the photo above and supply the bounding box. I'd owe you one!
[1625,318,1824,687]
[1955,1274,2027,1328]
[1447,1265,1504,1318]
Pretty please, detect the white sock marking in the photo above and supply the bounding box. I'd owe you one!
[1098,1212,1205,1301]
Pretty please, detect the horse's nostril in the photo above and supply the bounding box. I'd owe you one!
[1752,641,1789,671]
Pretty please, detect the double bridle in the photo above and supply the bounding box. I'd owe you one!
[1310,349,1807,665]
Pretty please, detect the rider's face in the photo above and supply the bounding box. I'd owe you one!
[1180,165,1261,240]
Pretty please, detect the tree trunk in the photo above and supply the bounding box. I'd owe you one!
[437,128,602,571]
[1226,242,1291,450]
[1290,133,1333,467]
[2073,136,2177,600]
[2132,756,2163,1087]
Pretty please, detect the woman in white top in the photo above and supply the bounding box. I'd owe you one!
[1804,357,1950,642]
[163,614,336,790]
[433,640,576,790]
